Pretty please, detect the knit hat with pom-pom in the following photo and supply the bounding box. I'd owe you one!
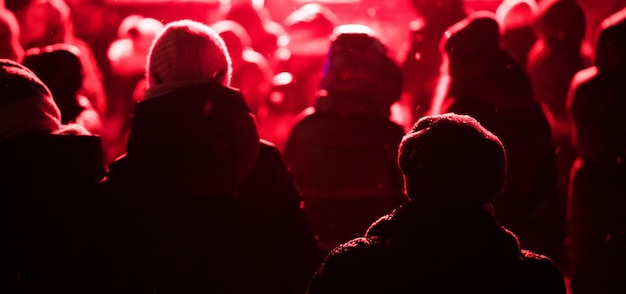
[398,113,506,206]
[146,19,232,88]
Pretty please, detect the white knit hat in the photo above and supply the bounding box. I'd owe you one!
[146,19,232,88]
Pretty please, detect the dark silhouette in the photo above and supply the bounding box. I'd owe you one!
[0,59,106,293]
[13,0,107,117]
[0,8,22,62]
[23,43,102,134]
[96,20,319,293]
[399,0,467,125]
[567,7,626,294]
[527,0,593,271]
[307,113,566,294]
[431,12,564,266]
[284,24,406,253]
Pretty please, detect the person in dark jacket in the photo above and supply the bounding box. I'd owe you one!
[0,59,106,293]
[307,113,566,294]
[431,11,564,267]
[97,20,320,294]
[567,8,626,294]
[284,24,407,253]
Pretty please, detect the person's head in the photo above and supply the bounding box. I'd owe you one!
[146,19,232,89]
[283,3,337,55]
[0,8,23,62]
[212,20,251,63]
[22,43,84,124]
[398,113,506,207]
[17,0,71,49]
[118,15,164,53]
[535,0,585,44]
[0,58,61,140]
[594,7,626,73]
[495,0,538,33]
[319,24,402,110]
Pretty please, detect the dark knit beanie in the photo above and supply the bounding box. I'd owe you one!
[398,113,506,206]
[319,24,402,109]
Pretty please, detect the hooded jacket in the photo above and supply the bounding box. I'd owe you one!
[98,82,320,293]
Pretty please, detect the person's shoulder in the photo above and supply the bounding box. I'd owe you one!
[517,249,567,293]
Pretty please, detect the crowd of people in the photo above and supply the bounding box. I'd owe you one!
[0,0,625,293]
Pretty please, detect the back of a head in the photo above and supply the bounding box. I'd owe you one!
[442,11,501,57]
[319,24,402,109]
[147,19,232,89]
[536,0,586,44]
[398,113,506,206]
[23,43,84,123]
[496,0,538,32]
[0,58,60,141]
[284,3,337,42]
[18,0,71,49]
[0,8,23,62]
[212,20,251,59]
[595,7,626,73]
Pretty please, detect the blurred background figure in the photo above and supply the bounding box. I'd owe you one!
[223,1,286,62]
[527,1,592,267]
[271,2,337,115]
[13,0,107,119]
[399,0,468,128]
[104,15,163,164]
[284,24,406,253]
[0,8,23,62]
[567,7,626,294]
[431,12,565,268]
[23,43,102,135]
[212,19,273,118]
[495,0,538,67]
[0,59,105,293]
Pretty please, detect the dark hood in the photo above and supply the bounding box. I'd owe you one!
[125,82,260,196]
[595,8,626,73]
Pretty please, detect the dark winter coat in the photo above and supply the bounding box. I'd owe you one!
[284,94,407,252]
[307,202,567,294]
[0,133,106,293]
[97,82,320,293]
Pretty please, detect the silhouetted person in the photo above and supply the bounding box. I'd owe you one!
[399,0,467,125]
[15,0,107,117]
[23,43,102,134]
[0,59,106,293]
[212,19,273,117]
[495,0,538,67]
[284,24,406,253]
[97,20,319,293]
[431,12,564,266]
[567,7,626,294]
[272,2,337,115]
[224,2,286,62]
[307,113,566,294]
[527,2,592,245]
[0,8,22,62]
